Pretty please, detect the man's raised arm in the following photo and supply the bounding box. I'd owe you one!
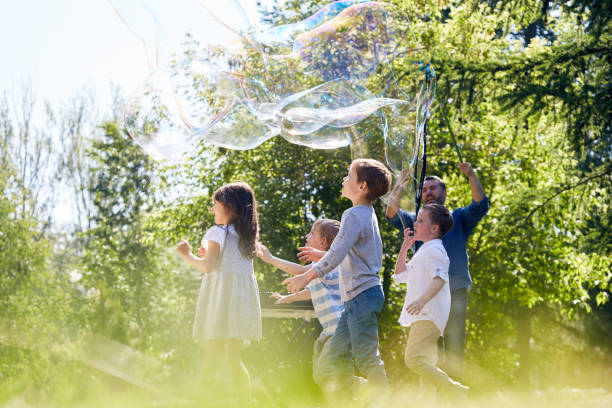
[386,169,410,219]
[459,163,485,203]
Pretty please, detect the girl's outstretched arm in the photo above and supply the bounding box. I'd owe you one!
[176,240,220,274]
[259,245,309,276]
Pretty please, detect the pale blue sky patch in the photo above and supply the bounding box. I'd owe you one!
[0,0,147,104]
[0,0,277,104]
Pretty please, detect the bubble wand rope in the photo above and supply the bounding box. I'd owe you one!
[414,119,427,217]
[441,103,463,163]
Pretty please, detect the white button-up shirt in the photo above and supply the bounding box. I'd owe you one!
[394,239,451,333]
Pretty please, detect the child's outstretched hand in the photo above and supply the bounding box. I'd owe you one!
[197,245,207,258]
[176,240,192,258]
[270,292,292,304]
[402,228,416,249]
[297,247,326,263]
[282,269,315,294]
[405,298,425,315]
[258,245,273,263]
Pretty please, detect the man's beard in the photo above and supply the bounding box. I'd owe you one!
[424,196,445,205]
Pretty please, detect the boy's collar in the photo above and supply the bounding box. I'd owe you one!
[421,238,443,247]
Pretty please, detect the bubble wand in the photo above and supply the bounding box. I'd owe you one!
[440,103,463,163]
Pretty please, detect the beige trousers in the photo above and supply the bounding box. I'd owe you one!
[404,320,459,391]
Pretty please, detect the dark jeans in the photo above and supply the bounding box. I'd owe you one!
[326,285,389,394]
[442,287,468,380]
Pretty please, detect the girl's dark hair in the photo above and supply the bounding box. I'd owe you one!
[213,182,260,259]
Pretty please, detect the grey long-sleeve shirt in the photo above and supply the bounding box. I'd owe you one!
[313,205,383,302]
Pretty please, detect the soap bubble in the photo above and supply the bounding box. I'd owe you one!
[292,2,401,82]
[124,68,196,161]
[111,0,436,211]
[348,51,436,213]
[109,0,254,69]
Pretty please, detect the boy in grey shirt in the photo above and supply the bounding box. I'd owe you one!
[284,159,392,399]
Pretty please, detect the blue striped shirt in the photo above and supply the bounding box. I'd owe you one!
[306,267,343,335]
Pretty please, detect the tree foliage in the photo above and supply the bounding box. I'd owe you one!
[1,0,611,402]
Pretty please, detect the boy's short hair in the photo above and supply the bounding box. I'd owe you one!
[352,159,392,202]
[313,219,341,250]
[421,203,453,238]
[424,175,446,191]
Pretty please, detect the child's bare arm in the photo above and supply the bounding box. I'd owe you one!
[259,245,309,276]
[176,240,220,274]
[270,289,311,304]
[405,277,445,315]
[395,247,409,276]
[394,228,416,276]
[386,169,411,219]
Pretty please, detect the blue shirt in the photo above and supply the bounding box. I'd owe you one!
[387,197,489,292]
[306,267,343,335]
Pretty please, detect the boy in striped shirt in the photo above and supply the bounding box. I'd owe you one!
[259,219,345,386]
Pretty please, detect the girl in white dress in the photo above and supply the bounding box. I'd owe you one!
[176,182,262,399]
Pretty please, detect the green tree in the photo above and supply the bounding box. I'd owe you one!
[0,166,76,400]
[418,0,611,384]
[139,0,610,390]
[82,122,162,345]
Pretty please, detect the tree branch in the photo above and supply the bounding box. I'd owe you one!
[524,166,612,222]
[431,45,611,77]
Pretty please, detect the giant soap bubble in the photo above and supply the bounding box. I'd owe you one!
[110,0,436,212]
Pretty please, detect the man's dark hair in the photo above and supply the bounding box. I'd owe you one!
[352,159,392,202]
[424,175,446,191]
[421,203,453,238]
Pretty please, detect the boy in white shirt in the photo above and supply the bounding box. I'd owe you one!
[394,203,468,394]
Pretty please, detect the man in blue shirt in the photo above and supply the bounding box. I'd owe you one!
[386,163,488,380]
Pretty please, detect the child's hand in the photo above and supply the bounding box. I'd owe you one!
[297,247,326,263]
[405,298,425,315]
[402,228,416,248]
[282,269,315,294]
[270,292,292,304]
[197,245,207,258]
[176,240,192,258]
[258,245,273,262]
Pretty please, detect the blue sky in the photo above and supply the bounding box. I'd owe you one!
[0,0,148,103]
[0,0,269,104]
[0,0,273,230]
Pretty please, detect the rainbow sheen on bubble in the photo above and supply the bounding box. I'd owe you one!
[292,2,400,82]
[255,0,369,47]
[111,0,436,210]
[124,68,196,161]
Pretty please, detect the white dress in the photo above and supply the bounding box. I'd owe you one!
[192,225,262,342]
